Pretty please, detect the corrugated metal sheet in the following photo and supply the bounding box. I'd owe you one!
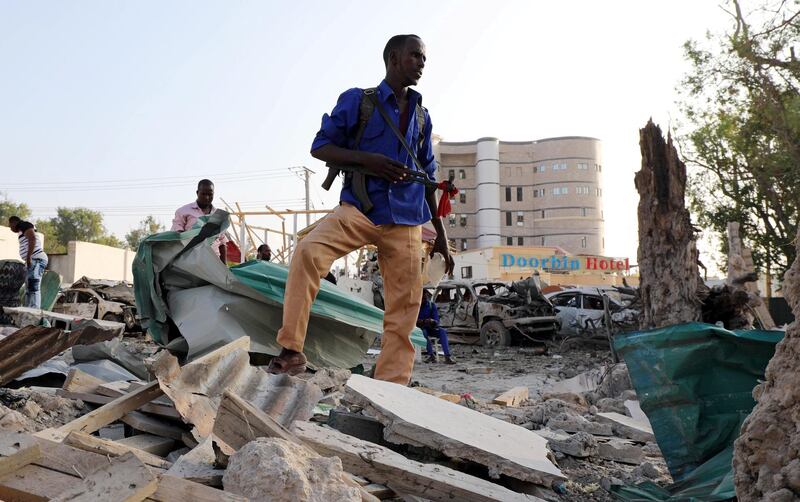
[152,337,323,438]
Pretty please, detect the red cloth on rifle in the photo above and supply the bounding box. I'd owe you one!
[436,181,459,218]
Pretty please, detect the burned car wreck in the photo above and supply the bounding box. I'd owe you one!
[53,277,139,332]
[427,276,559,347]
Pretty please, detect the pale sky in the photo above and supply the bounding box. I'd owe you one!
[0,0,733,263]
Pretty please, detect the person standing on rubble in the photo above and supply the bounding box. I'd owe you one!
[171,179,228,264]
[268,34,454,383]
[418,289,455,364]
[7,216,48,309]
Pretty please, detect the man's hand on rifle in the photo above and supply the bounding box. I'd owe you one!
[359,152,412,183]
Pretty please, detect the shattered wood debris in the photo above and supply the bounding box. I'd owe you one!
[0,323,121,386]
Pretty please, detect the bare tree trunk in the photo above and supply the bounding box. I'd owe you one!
[635,120,703,329]
[733,226,800,500]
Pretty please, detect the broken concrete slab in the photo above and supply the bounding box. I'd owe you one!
[596,438,644,465]
[535,429,597,458]
[546,413,613,436]
[166,436,224,486]
[344,374,564,485]
[596,412,655,443]
[150,337,322,438]
[624,400,652,426]
[544,366,605,395]
[293,422,545,502]
[222,437,360,502]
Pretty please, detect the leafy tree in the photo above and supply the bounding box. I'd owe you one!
[0,194,31,223]
[37,207,124,253]
[125,215,165,251]
[679,0,800,283]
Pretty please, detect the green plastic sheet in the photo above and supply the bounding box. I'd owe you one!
[133,210,425,369]
[611,322,783,501]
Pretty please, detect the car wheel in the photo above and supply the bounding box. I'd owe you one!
[480,320,511,348]
[102,312,123,324]
[123,310,138,332]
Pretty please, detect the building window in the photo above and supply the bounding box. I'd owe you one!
[458,169,466,180]
[505,211,512,226]
[582,207,587,217]
[516,186,523,201]
[518,237,524,246]
[541,210,545,218]
[596,188,603,197]
[459,193,466,204]
[552,186,568,196]
[505,187,512,202]
[461,239,468,251]
[541,236,545,245]
[448,214,456,227]
[506,237,513,246]
[577,163,588,170]
[459,215,467,227]
[461,265,472,279]
[536,165,546,173]
[552,163,567,171]
[533,188,545,198]
[516,211,524,226]
[581,236,587,249]
[448,238,456,249]
[576,186,590,195]
[448,169,455,180]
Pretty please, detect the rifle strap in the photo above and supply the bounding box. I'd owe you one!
[364,91,427,174]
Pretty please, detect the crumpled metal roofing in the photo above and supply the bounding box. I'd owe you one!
[133,210,425,368]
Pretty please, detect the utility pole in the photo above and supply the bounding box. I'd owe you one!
[290,166,315,227]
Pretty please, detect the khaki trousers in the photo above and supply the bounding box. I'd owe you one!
[277,203,423,385]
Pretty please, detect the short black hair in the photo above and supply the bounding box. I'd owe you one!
[383,34,421,66]
[8,216,21,224]
[197,179,214,190]
[257,244,270,251]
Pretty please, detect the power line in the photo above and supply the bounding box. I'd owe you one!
[6,173,295,192]
[2,167,291,188]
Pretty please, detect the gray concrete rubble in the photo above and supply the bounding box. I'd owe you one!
[222,438,361,502]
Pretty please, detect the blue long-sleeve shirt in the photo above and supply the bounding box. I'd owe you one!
[418,299,440,324]
[311,79,436,226]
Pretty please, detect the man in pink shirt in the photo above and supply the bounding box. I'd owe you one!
[172,179,229,263]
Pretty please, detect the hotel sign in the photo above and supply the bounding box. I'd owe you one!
[501,254,630,272]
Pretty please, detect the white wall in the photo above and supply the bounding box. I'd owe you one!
[48,241,135,284]
[0,228,20,261]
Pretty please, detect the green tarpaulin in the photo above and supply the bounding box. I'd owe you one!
[133,210,425,369]
[611,322,784,501]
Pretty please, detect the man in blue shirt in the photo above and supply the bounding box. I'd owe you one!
[269,34,454,384]
[417,290,455,364]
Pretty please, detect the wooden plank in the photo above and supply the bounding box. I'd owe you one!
[64,431,171,470]
[213,391,379,502]
[96,381,133,397]
[364,483,395,499]
[0,444,41,478]
[121,411,186,441]
[148,475,247,502]
[492,386,530,407]
[117,435,175,456]
[57,390,180,419]
[52,451,157,502]
[293,422,543,502]
[0,464,75,501]
[62,368,107,394]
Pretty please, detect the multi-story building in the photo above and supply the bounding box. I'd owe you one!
[434,136,605,255]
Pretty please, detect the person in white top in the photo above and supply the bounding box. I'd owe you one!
[8,216,48,309]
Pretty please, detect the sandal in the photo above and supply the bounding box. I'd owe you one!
[267,349,307,376]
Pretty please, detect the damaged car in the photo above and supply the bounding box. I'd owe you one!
[53,277,139,332]
[427,276,559,347]
[546,286,640,337]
